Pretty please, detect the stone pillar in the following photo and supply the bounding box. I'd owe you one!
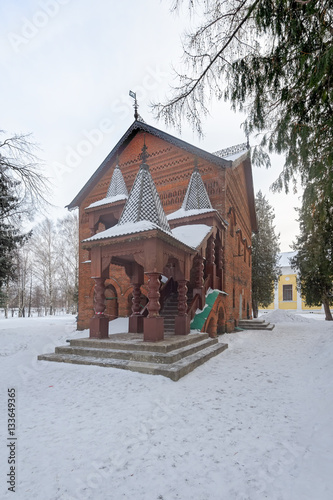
[193,256,205,309]
[206,236,217,289]
[129,282,144,333]
[175,279,190,335]
[90,277,109,339]
[143,272,164,341]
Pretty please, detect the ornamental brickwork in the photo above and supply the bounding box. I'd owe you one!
[73,123,256,333]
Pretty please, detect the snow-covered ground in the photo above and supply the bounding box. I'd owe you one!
[1,313,333,500]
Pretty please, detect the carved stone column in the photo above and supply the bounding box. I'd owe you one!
[143,272,164,341]
[175,279,190,335]
[193,256,205,309]
[129,282,144,333]
[90,277,109,339]
[206,236,216,289]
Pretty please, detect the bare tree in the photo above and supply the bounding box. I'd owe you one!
[31,218,59,315]
[154,1,333,200]
[57,211,79,313]
[0,130,50,219]
[0,130,51,306]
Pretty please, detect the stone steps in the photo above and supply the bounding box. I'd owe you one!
[238,319,275,331]
[159,294,178,334]
[55,337,218,364]
[38,333,228,381]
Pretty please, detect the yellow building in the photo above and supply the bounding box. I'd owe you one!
[260,251,323,312]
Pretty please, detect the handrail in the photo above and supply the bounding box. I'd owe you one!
[140,303,149,317]
[159,277,175,310]
[203,275,212,296]
[140,277,175,316]
[187,294,200,321]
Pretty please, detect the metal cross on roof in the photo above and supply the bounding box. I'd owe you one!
[129,90,139,120]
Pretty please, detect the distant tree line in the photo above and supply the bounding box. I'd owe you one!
[2,214,79,318]
[0,130,79,318]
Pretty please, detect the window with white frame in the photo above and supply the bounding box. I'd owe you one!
[283,284,293,301]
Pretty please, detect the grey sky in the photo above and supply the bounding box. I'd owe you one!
[1,0,301,251]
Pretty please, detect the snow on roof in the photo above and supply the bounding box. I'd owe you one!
[279,251,297,267]
[221,149,248,162]
[86,193,128,209]
[171,224,212,249]
[83,220,167,242]
[85,163,128,209]
[213,143,249,162]
[167,163,214,222]
[167,207,216,221]
[84,221,212,251]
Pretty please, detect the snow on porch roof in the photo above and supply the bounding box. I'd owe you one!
[83,220,167,242]
[167,207,216,221]
[86,193,128,209]
[171,224,213,249]
[83,220,213,251]
[167,161,215,221]
[86,162,128,209]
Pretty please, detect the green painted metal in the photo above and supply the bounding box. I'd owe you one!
[190,290,220,331]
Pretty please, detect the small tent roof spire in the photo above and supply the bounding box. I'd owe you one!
[118,142,171,233]
[181,159,213,211]
[106,159,128,198]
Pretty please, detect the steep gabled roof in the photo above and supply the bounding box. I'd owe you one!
[118,143,171,233]
[67,120,231,210]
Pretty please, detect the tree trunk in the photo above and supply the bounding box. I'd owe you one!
[252,298,258,318]
[28,271,32,317]
[323,298,333,321]
[5,281,9,319]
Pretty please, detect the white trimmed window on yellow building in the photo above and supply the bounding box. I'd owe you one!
[260,251,323,313]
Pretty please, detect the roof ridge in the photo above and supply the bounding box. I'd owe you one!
[213,142,248,159]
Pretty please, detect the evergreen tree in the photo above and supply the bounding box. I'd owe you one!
[252,191,281,317]
[0,176,27,299]
[155,0,333,199]
[291,195,333,320]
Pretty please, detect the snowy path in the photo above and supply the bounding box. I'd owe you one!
[0,315,332,500]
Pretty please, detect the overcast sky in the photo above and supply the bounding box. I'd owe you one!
[1,0,301,252]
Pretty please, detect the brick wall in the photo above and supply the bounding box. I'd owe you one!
[77,130,253,331]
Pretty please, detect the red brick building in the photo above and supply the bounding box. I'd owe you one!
[67,119,257,338]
